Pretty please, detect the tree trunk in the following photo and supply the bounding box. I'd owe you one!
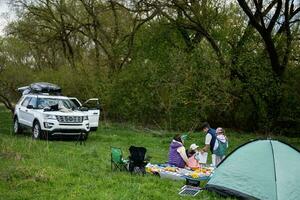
[262,34,284,78]
[0,94,15,114]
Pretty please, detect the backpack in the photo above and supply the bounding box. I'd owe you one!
[214,138,228,157]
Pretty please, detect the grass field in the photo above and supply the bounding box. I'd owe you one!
[1,105,300,200]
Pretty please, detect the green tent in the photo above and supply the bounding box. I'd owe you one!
[206,139,300,200]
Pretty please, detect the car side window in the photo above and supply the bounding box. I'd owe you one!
[21,97,31,107]
[28,97,37,108]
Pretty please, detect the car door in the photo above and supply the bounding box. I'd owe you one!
[83,98,100,131]
[24,97,37,126]
[18,97,31,126]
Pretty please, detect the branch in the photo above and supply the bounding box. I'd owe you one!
[0,93,14,113]
[282,0,292,68]
[267,0,282,31]
[110,0,120,44]
[263,0,278,16]
[237,0,265,34]
[170,1,226,65]
[253,0,266,29]
[119,9,159,70]
[291,7,300,18]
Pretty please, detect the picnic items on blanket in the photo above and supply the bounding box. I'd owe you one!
[195,152,208,164]
[160,170,186,180]
[145,163,214,181]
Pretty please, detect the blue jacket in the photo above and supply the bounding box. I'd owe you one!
[207,128,216,153]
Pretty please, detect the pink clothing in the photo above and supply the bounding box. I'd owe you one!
[187,154,200,169]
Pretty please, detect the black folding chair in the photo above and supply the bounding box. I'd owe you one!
[128,146,148,175]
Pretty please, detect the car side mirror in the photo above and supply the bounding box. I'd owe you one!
[27,105,34,109]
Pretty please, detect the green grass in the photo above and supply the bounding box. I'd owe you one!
[0,105,300,200]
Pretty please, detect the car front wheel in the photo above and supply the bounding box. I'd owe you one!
[32,121,42,140]
[13,117,22,135]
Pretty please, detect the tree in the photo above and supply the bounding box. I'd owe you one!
[11,0,158,75]
[0,37,35,113]
[236,0,300,130]
[140,0,228,66]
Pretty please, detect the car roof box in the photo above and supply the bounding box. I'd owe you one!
[18,82,62,95]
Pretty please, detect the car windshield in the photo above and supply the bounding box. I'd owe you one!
[37,98,76,110]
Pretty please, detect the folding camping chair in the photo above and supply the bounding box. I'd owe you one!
[128,146,149,175]
[111,147,128,171]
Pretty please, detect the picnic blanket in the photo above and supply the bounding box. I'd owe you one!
[145,163,214,181]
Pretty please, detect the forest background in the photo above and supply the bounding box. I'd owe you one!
[0,0,299,135]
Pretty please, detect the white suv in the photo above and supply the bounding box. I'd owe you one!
[14,94,91,140]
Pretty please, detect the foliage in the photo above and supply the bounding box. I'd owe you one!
[109,23,232,130]
[0,0,300,134]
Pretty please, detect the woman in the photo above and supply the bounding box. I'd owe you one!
[168,134,188,168]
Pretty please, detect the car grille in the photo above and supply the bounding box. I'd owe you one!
[56,116,83,123]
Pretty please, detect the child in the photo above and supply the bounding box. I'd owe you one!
[213,127,228,166]
[187,143,200,169]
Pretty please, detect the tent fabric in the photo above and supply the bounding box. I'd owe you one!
[272,141,300,200]
[206,140,300,200]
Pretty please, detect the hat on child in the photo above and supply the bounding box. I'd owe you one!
[190,143,199,150]
[216,127,224,134]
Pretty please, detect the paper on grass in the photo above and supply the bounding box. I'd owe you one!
[195,152,208,164]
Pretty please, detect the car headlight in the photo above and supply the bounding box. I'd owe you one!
[44,114,56,120]
[84,116,89,120]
